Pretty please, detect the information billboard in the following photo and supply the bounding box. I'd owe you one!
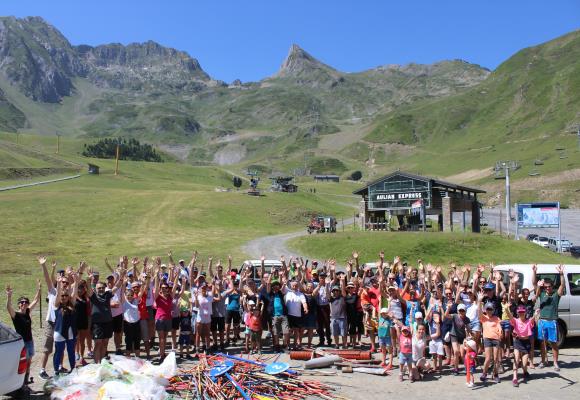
[517,202,560,228]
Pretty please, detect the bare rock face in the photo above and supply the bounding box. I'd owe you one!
[0,16,86,102]
[273,44,341,86]
[77,40,211,89]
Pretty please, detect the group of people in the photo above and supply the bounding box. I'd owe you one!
[5,251,565,390]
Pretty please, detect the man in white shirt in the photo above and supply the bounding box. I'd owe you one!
[285,279,308,349]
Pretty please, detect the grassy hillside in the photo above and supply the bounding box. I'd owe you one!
[289,231,572,266]
[0,136,355,306]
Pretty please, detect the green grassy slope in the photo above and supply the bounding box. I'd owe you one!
[364,30,580,178]
[0,136,355,304]
[289,232,572,266]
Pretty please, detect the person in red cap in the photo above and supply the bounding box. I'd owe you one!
[507,303,535,386]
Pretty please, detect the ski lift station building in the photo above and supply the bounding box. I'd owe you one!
[353,171,486,232]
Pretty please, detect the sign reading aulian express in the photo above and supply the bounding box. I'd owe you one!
[373,192,425,201]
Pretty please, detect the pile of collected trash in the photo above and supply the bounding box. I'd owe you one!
[47,353,177,400]
[167,353,343,400]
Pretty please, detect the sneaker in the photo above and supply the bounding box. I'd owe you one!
[480,373,487,382]
[80,358,88,366]
[115,349,123,356]
[493,376,500,384]
[466,382,474,388]
[87,351,94,358]
[512,378,519,387]
[75,353,81,362]
[538,362,545,369]
[452,368,459,376]
[554,364,560,372]
[39,370,50,380]
[59,367,69,374]
[523,371,531,380]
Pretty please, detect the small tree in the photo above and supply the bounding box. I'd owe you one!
[233,176,242,188]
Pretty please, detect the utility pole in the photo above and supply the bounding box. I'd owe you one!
[114,143,120,176]
[505,163,511,237]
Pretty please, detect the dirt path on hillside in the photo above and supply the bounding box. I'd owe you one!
[242,217,355,259]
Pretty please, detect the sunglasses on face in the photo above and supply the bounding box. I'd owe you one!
[19,301,29,305]
[61,294,69,298]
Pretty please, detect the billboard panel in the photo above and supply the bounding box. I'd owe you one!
[517,202,560,228]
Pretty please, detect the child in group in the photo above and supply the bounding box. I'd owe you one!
[500,292,512,360]
[178,307,192,358]
[464,339,478,388]
[397,324,414,381]
[411,324,427,381]
[247,302,263,354]
[377,308,394,368]
[507,304,535,387]
[427,309,445,373]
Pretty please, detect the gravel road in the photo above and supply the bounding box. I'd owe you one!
[242,217,355,259]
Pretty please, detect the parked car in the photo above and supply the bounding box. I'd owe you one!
[571,246,580,259]
[547,238,573,253]
[526,233,539,242]
[0,321,27,396]
[494,264,580,346]
[240,259,283,283]
[532,236,549,248]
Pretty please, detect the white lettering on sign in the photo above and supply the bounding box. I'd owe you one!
[374,192,425,201]
[397,192,423,199]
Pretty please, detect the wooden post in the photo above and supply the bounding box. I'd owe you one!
[56,134,60,154]
[114,144,120,176]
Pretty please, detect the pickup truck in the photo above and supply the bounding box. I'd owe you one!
[0,321,27,396]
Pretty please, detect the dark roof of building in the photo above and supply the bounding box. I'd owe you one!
[353,171,485,196]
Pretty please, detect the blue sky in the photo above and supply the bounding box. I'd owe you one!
[2,0,579,82]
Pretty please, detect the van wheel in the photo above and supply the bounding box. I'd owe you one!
[557,320,567,348]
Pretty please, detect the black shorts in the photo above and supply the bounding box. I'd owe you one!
[172,317,180,331]
[348,313,364,336]
[211,317,225,332]
[112,314,124,333]
[513,337,531,352]
[287,315,302,329]
[92,321,113,340]
[226,310,241,325]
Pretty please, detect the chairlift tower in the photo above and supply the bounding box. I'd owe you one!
[494,161,519,237]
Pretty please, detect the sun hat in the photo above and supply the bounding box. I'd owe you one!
[331,285,341,291]
[346,282,355,288]
[414,311,423,319]
[457,304,466,311]
[401,326,410,332]
[388,285,398,290]
[516,305,526,313]
[465,339,477,351]
[380,308,389,314]
[131,282,140,288]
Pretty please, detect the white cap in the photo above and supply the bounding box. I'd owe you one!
[465,339,477,351]
[380,308,389,314]
[457,304,466,311]
[248,300,256,306]
[414,311,423,319]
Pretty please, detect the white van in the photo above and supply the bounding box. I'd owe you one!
[240,259,283,283]
[494,264,580,345]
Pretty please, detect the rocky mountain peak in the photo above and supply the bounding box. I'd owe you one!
[275,43,339,79]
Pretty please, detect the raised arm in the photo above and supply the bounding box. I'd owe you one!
[170,273,180,297]
[29,279,42,310]
[557,264,565,296]
[104,257,115,274]
[39,256,55,292]
[5,285,15,319]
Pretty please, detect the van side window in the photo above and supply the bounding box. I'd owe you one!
[568,274,580,296]
[536,273,565,295]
